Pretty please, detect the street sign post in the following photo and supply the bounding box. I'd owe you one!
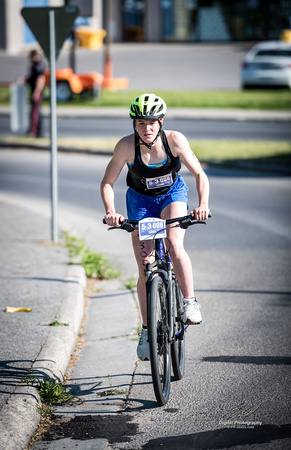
[21,6,79,242]
[49,10,58,243]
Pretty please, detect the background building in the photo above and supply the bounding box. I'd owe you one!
[118,0,291,43]
[1,0,291,54]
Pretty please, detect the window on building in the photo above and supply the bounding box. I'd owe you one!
[122,0,145,41]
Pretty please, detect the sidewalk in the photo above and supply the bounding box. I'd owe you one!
[0,200,87,450]
[32,279,140,449]
[0,197,140,450]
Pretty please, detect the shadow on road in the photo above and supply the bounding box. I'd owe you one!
[143,423,291,449]
[203,355,291,365]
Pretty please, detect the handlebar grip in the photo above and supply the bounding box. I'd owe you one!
[192,210,211,220]
[103,217,126,225]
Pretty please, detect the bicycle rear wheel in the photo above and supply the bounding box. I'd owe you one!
[147,275,171,406]
[171,277,186,380]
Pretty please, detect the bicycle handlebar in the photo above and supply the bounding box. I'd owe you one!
[103,212,211,232]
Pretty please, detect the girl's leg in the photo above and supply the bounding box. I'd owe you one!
[161,201,202,324]
[161,201,194,298]
[131,230,155,326]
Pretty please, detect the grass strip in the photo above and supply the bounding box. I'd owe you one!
[191,140,291,165]
[1,87,290,110]
[1,135,289,165]
[96,90,291,111]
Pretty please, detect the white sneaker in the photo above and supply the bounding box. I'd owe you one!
[183,298,202,324]
[137,327,150,361]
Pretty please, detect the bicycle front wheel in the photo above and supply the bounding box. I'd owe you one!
[147,275,171,406]
[171,277,186,380]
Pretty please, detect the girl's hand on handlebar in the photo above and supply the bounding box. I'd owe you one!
[104,213,125,226]
[191,206,210,221]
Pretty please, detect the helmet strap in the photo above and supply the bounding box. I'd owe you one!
[133,120,162,150]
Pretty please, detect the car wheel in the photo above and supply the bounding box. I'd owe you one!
[56,81,72,102]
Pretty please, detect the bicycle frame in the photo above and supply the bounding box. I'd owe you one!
[104,212,210,406]
[104,213,209,344]
[145,237,176,345]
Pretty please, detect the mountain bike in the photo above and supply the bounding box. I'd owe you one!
[103,214,210,406]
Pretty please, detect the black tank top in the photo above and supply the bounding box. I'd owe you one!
[126,130,181,197]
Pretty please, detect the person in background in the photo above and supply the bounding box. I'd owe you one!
[26,49,46,137]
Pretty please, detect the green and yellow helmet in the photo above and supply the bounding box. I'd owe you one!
[129,93,167,120]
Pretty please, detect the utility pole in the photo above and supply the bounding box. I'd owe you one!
[64,0,76,73]
[104,0,113,82]
[103,0,129,90]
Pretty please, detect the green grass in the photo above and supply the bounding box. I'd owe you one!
[96,90,291,110]
[0,88,9,104]
[24,375,73,408]
[62,231,120,279]
[191,140,291,165]
[122,277,137,290]
[1,86,290,110]
[1,134,290,165]
[48,313,69,327]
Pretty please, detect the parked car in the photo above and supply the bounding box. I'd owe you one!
[240,41,291,89]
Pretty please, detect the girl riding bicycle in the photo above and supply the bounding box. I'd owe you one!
[101,93,210,361]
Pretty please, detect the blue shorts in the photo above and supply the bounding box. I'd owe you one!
[126,175,188,221]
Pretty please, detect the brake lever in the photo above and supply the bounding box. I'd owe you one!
[120,223,137,232]
[107,222,137,232]
[179,219,193,229]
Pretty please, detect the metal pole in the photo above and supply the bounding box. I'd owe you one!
[49,10,58,242]
[104,0,113,81]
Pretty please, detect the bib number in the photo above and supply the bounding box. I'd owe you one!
[146,173,173,190]
[139,217,166,241]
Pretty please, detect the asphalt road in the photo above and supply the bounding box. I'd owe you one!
[0,43,252,91]
[1,39,291,448]
[0,149,290,448]
[1,113,291,141]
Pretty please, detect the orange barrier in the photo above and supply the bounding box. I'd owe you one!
[102,77,129,90]
[78,72,104,90]
[45,67,128,96]
[45,68,83,94]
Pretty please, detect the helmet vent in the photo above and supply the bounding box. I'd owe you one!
[129,93,167,119]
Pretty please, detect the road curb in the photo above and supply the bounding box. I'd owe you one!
[205,159,291,176]
[0,142,113,156]
[0,265,87,450]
